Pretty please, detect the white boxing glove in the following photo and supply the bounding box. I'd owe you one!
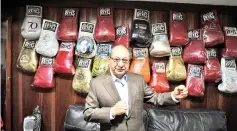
[218,58,237,93]
[149,23,171,57]
[36,19,59,57]
[21,5,42,40]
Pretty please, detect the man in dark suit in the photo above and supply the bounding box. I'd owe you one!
[83,45,188,131]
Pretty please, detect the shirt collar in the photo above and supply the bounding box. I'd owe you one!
[110,69,127,82]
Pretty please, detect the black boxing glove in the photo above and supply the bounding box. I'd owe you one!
[131,9,152,47]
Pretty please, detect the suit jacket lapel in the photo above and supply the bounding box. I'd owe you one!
[102,71,121,102]
[127,72,136,117]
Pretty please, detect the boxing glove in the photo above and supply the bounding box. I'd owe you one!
[186,64,205,97]
[57,8,79,41]
[149,61,170,93]
[33,56,55,88]
[204,48,221,83]
[35,19,59,57]
[21,5,42,40]
[169,11,189,46]
[221,48,237,59]
[131,9,152,47]
[166,47,186,81]
[201,10,224,47]
[114,24,130,47]
[92,43,112,76]
[75,22,97,58]
[72,58,92,93]
[218,58,237,93]
[129,48,150,83]
[224,27,237,58]
[54,41,76,75]
[94,7,115,42]
[17,40,38,73]
[183,29,206,64]
[149,22,171,57]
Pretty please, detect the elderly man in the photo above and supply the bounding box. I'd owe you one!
[84,45,188,131]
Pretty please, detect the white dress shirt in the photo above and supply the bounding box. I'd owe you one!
[110,70,129,119]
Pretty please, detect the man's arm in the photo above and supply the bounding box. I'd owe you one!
[83,79,111,123]
[142,77,177,106]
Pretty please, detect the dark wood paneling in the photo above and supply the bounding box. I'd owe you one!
[11,7,25,131]
[5,4,237,131]
[5,16,12,131]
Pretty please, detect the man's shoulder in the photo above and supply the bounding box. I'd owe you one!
[91,73,107,82]
[127,71,143,79]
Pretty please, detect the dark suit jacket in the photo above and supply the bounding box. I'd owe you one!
[83,71,176,131]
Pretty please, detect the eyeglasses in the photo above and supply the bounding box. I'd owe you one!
[110,57,129,64]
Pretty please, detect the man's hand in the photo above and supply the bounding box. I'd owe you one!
[111,101,127,116]
[173,85,188,99]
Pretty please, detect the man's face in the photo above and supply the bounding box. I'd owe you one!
[109,46,130,79]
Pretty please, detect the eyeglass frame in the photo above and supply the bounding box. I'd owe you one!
[110,56,130,64]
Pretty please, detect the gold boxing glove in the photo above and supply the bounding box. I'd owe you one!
[16,40,38,73]
[166,47,186,81]
[72,58,92,94]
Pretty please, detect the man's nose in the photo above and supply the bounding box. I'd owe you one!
[117,60,124,66]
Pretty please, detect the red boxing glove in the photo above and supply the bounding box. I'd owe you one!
[169,11,189,46]
[94,7,115,42]
[54,41,75,74]
[224,27,237,58]
[149,61,170,93]
[201,10,224,47]
[186,64,205,97]
[57,8,79,41]
[114,24,130,47]
[34,57,55,88]
[183,29,206,64]
[204,48,221,83]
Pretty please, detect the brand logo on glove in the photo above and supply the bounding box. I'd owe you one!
[134,48,146,58]
[41,57,53,66]
[189,65,202,78]
[116,26,127,36]
[188,30,200,40]
[225,27,237,36]
[97,44,111,56]
[225,60,236,68]
[135,9,149,21]
[78,58,90,68]
[203,12,216,22]
[64,9,76,17]
[155,63,165,73]
[60,42,73,52]
[27,6,42,17]
[81,23,94,33]
[152,23,166,34]
[207,48,217,58]
[24,40,36,49]
[100,8,112,16]
[43,21,57,32]
[172,12,183,21]
[171,47,182,56]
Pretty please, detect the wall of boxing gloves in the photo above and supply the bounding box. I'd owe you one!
[5,3,237,131]
[18,5,237,96]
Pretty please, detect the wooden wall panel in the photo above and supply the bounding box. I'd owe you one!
[7,5,237,131]
[11,7,25,131]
